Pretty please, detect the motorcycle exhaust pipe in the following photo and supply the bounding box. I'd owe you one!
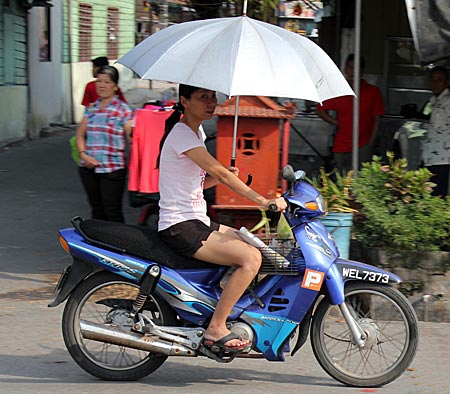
[80,320,196,356]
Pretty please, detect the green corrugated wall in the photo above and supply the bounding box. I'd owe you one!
[64,0,135,63]
[0,1,27,85]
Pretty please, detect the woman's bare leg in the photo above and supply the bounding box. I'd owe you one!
[193,225,261,347]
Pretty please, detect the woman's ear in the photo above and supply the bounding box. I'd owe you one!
[180,96,188,109]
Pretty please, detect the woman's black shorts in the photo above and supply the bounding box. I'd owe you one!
[158,219,220,258]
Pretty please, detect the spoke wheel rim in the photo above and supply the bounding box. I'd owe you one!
[320,289,410,379]
[73,280,163,371]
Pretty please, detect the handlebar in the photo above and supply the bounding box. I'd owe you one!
[268,204,278,212]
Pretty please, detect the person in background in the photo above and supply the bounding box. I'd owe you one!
[81,56,127,107]
[157,84,286,354]
[76,66,133,222]
[315,54,385,173]
[422,65,450,197]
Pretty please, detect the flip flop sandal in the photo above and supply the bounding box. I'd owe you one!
[203,332,251,354]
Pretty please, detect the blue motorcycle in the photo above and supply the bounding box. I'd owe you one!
[49,165,418,387]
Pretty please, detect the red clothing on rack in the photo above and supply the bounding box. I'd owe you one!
[128,109,174,193]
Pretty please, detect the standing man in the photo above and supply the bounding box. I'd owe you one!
[81,56,126,107]
[422,66,450,197]
[315,54,385,173]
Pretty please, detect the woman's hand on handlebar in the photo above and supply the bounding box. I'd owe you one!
[266,197,287,212]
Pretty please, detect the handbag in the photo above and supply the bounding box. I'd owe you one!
[69,135,80,165]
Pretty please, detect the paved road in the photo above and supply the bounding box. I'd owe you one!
[0,131,450,394]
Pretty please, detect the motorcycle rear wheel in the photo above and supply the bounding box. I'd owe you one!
[62,271,177,381]
[311,281,419,387]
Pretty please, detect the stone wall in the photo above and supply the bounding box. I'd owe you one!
[350,241,450,323]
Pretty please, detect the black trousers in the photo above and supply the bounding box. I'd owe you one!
[78,167,126,223]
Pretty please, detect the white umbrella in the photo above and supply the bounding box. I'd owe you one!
[118,15,352,102]
[117,14,354,166]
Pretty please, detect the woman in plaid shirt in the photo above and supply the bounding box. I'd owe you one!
[76,66,133,222]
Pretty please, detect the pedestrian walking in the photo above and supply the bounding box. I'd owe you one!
[76,65,133,222]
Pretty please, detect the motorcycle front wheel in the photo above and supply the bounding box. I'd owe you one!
[62,271,177,381]
[311,281,419,387]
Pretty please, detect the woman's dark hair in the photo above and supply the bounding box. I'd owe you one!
[156,84,202,168]
[97,65,119,85]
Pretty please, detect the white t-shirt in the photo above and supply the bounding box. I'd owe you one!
[158,122,210,231]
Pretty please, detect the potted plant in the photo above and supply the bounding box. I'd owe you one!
[308,167,356,213]
[308,168,357,259]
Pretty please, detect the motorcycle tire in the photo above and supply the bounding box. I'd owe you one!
[62,271,177,381]
[310,281,419,387]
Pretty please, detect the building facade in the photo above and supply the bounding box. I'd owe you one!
[64,0,135,123]
[0,0,28,145]
[0,0,136,147]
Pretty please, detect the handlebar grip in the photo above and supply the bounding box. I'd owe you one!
[268,204,278,212]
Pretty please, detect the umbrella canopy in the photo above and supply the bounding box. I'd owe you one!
[117,15,353,103]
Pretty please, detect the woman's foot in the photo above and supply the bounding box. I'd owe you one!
[203,331,251,353]
[204,328,250,348]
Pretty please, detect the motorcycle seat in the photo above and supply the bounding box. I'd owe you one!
[77,218,220,270]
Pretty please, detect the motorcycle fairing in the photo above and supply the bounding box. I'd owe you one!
[240,311,298,361]
[155,267,235,325]
[293,222,338,272]
[155,268,319,333]
[61,228,151,282]
[237,275,320,360]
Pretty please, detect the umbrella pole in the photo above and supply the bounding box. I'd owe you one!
[231,95,240,167]
[352,0,362,176]
[230,95,252,185]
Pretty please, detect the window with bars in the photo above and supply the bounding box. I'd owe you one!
[79,4,92,61]
[39,8,51,62]
[107,8,119,59]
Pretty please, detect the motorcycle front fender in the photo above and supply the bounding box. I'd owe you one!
[326,259,402,305]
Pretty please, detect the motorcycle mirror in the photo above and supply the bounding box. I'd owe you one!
[281,165,296,196]
[281,165,296,183]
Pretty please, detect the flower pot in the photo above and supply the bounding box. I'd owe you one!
[320,212,353,259]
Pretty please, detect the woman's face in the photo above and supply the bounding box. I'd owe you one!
[182,89,217,120]
[95,73,118,100]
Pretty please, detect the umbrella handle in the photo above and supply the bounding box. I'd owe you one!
[230,159,252,186]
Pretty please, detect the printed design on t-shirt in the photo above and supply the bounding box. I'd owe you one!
[192,169,206,207]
